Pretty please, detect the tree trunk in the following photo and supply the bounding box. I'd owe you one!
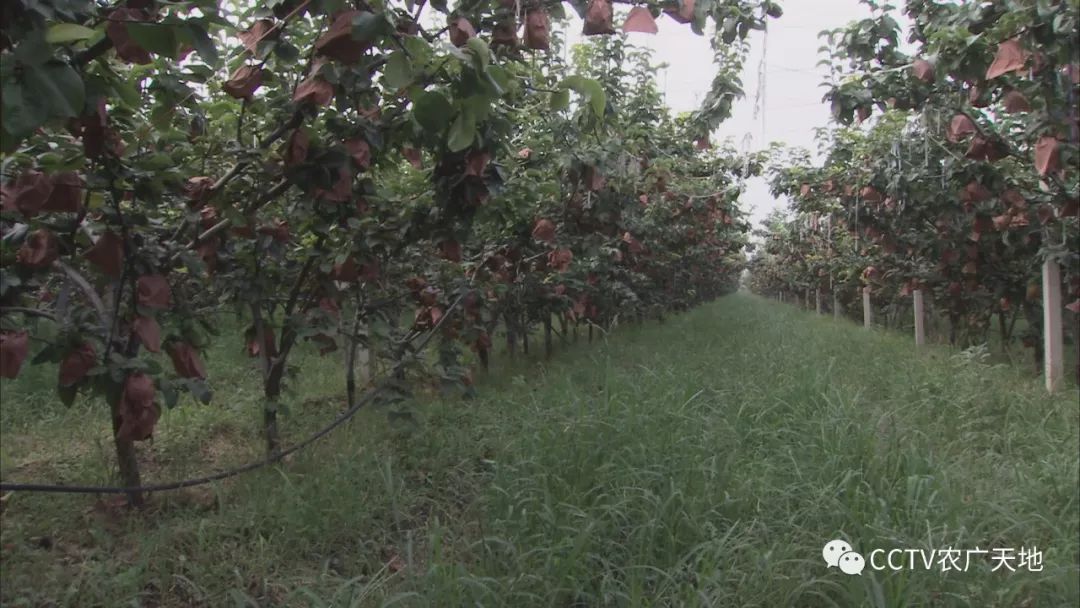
[478,346,489,372]
[997,311,1009,352]
[558,315,569,346]
[544,315,553,360]
[110,409,144,507]
[345,342,358,406]
[388,313,405,381]
[505,311,517,359]
[251,303,281,453]
[263,359,285,454]
[588,323,593,343]
[344,305,362,406]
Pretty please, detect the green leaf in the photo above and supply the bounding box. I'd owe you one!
[550,88,570,111]
[161,381,179,408]
[351,12,389,43]
[25,61,85,119]
[186,23,219,66]
[461,94,491,121]
[14,32,53,67]
[188,379,213,404]
[561,75,605,117]
[1,80,48,140]
[402,35,431,64]
[383,51,414,90]
[45,23,97,44]
[58,384,78,407]
[113,78,141,107]
[486,64,510,95]
[127,23,179,58]
[273,41,300,62]
[447,110,475,152]
[465,37,490,71]
[413,90,452,131]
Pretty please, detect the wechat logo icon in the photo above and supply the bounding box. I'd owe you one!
[823,539,865,575]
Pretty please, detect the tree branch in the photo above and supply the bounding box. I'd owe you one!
[53,261,107,326]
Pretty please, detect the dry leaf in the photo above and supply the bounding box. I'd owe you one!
[946,114,976,143]
[84,230,125,278]
[0,331,30,379]
[1001,90,1031,113]
[548,248,573,272]
[464,150,490,177]
[1,170,52,218]
[986,38,1028,80]
[583,0,615,35]
[623,7,658,34]
[331,257,359,283]
[294,76,334,107]
[58,342,96,387]
[137,275,172,310]
[316,165,353,202]
[116,373,159,442]
[491,18,518,48]
[532,219,556,243]
[257,219,290,243]
[448,17,475,47]
[186,176,214,205]
[524,10,550,50]
[1034,135,1060,176]
[912,58,935,83]
[1001,189,1027,211]
[859,186,883,203]
[167,342,207,379]
[315,11,373,64]
[132,316,161,353]
[438,240,462,262]
[284,129,310,167]
[961,181,992,203]
[402,147,422,168]
[106,8,153,65]
[239,19,277,54]
[16,229,59,269]
[42,172,85,213]
[1037,203,1055,225]
[346,137,372,170]
[665,0,695,24]
[968,84,988,108]
[223,65,263,99]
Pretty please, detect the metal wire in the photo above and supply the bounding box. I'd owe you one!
[0,292,467,496]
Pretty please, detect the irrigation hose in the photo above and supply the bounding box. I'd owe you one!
[0,293,466,496]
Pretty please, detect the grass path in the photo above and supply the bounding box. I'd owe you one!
[1,293,1077,607]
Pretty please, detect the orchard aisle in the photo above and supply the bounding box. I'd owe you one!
[411,292,1079,606]
[2,294,1077,607]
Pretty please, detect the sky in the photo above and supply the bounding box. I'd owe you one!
[557,0,880,227]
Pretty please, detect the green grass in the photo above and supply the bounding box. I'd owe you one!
[1,293,1077,607]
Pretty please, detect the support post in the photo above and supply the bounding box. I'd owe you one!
[913,289,926,347]
[1043,259,1063,393]
[863,287,872,329]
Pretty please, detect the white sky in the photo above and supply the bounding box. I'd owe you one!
[558,0,879,226]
